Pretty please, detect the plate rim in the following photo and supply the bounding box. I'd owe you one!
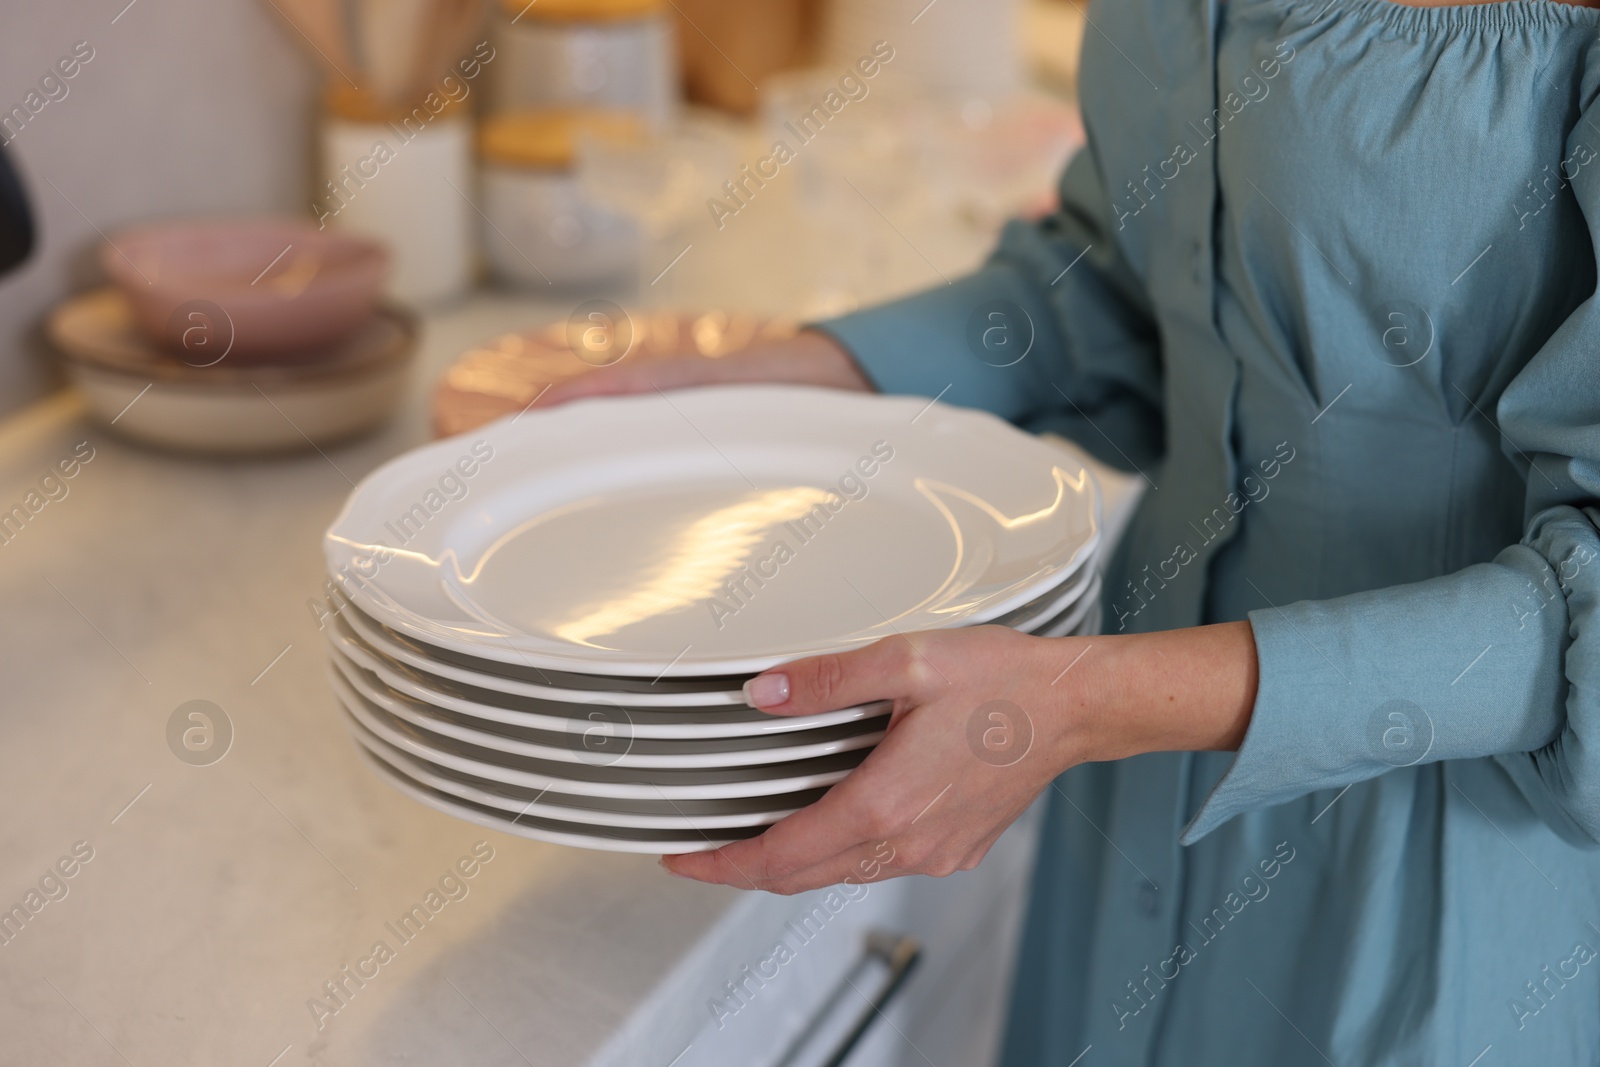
[331,668,865,800]
[348,717,814,831]
[356,747,736,854]
[328,613,889,737]
[326,386,1102,676]
[330,648,889,769]
[334,604,750,707]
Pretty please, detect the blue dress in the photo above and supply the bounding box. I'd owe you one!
[815,0,1600,1062]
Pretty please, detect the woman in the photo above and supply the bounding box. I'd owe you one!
[544,0,1600,1061]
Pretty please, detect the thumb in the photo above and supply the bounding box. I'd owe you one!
[742,636,922,717]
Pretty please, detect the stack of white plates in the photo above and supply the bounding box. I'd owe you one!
[322,386,1101,853]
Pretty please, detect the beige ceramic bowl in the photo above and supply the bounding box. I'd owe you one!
[49,288,416,455]
[99,218,389,363]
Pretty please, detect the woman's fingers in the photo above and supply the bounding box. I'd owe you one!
[535,332,874,410]
[665,835,899,896]
[664,802,981,894]
[743,635,941,716]
[534,369,633,406]
[661,726,980,891]
[663,786,869,888]
[537,356,708,407]
[666,627,1055,893]
[753,839,905,896]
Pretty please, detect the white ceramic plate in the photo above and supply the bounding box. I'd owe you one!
[989,555,1096,632]
[329,649,888,769]
[356,747,742,853]
[330,550,1088,703]
[347,713,819,831]
[1047,594,1103,639]
[334,603,749,707]
[325,386,1100,676]
[331,668,868,800]
[1033,574,1102,638]
[328,614,889,739]
[334,596,754,695]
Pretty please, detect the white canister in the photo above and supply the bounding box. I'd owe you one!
[478,111,640,288]
[491,0,676,131]
[318,85,474,305]
[820,0,1021,101]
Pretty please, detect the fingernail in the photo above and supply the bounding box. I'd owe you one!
[743,672,790,709]
[659,856,690,877]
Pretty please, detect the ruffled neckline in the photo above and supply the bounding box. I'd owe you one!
[1260,0,1600,32]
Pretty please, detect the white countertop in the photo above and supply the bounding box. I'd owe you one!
[0,292,1139,1067]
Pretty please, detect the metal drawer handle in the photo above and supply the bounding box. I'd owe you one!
[776,929,923,1067]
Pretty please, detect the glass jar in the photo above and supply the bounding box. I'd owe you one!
[478,110,641,288]
[490,0,676,131]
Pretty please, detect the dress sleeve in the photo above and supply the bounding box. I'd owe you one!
[1182,115,1600,847]
[809,144,1166,472]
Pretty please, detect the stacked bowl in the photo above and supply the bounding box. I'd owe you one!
[49,219,412,454]
[322,386,1101,852]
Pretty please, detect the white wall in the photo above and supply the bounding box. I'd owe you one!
[0,0,320,415]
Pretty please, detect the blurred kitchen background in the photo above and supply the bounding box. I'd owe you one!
[0,0,1085,421]
[0,6,1099,1065]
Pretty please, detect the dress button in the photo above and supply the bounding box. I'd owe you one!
[1136,880,1159,916]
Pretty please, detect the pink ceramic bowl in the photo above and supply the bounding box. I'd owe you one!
[100,219,389,364]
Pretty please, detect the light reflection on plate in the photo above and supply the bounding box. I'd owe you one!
[325,385,1100,676]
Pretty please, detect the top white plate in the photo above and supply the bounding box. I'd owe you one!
[325,386,1100,676]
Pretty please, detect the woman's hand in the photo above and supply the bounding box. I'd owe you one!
[661,621,1260,893]
[537,329,874,408]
